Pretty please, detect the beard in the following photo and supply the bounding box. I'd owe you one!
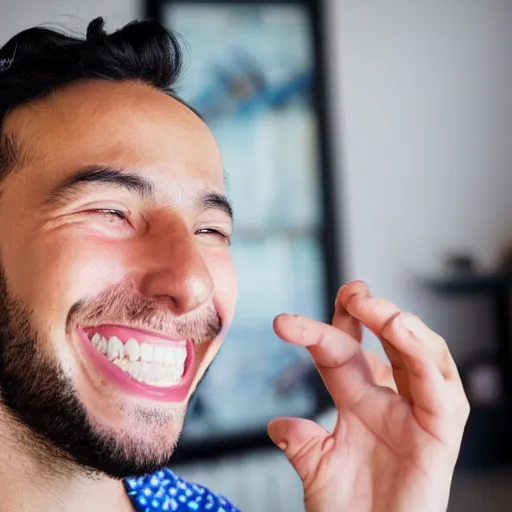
[0,266,222,479]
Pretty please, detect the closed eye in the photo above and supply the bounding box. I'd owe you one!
[90,209,132,228]
[94,209,128,221]
[75,207,135,238]
[195,228,231,244]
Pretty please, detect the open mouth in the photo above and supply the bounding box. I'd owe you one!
[82,325,192,389]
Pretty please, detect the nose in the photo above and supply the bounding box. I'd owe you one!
[137,214,214,316]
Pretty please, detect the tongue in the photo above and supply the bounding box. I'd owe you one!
[87,325,187,348]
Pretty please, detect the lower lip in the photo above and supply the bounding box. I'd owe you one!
[77,329,195,402]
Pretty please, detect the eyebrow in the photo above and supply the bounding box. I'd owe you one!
[44,165,154,205]
[44,165,233,220]
[197,189,233,220]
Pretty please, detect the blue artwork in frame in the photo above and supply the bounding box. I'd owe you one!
[146,0,340,460]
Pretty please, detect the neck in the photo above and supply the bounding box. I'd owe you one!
[0,411,133,512]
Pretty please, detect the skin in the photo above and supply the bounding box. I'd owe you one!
[0,79,469,511]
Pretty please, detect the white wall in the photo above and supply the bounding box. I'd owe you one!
[326,0,512,360]
[0,0,140,38]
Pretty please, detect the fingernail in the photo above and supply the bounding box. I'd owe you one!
[277,441,288,451]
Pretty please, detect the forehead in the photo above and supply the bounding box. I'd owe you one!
[5,80,224,199]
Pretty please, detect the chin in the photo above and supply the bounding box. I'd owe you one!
[82,414,185,479]
[69,378,190,478]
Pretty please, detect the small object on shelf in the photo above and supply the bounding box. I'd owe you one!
[466,363,503,406]
[444,252,477,276]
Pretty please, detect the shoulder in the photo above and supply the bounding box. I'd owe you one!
[125,467,240,511]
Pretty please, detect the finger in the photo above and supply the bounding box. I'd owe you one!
[267,417,329,486]
[342,291,460,384]
[336,284,412,395]
[273,314,425,444]
[379,336,413,401]
[332,285,363,342]
[273,314,374,411]
[364,350,397,392]
[340,293,452,420]
[333,283,396,391]
[388,315,450,421]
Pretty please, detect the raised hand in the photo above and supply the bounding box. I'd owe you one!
[268,281,469,512]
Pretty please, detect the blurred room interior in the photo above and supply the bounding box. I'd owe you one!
[1,0,511,510]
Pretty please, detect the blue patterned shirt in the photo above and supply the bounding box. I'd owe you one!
[125,468,240,511]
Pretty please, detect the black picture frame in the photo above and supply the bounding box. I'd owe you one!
[145,0,342,464]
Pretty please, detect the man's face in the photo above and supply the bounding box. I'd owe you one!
[0,80,237,477]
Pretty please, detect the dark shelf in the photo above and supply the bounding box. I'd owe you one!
[423,270,512,294]
[171,429,275,465]
[423,269,512,401]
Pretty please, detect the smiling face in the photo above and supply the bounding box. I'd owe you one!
[0,80,237,477]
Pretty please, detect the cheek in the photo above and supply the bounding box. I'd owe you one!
[8,233,129,331]
[207,250,238,330]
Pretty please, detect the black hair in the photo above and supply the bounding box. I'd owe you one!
[0,17,191,179]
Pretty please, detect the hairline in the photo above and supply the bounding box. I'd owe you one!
[0,128,31,181]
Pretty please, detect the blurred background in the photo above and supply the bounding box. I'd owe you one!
[1,0,512,510]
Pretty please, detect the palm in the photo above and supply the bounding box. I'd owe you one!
[268,282,469,512]
[304,408,441,511]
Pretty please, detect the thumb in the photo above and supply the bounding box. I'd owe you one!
[268,417,328,483]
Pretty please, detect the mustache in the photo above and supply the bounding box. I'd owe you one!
[67,282,222,344]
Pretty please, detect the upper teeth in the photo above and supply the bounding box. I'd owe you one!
[107,336,124,361]
[90,333,187,366]
[125,338,140,362]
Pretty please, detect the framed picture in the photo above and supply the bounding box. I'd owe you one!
[146,0,341,462]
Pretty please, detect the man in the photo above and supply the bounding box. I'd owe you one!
[0,17,469,512]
